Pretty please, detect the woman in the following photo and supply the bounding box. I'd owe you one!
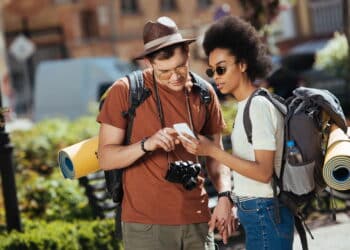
[180,16,294,250]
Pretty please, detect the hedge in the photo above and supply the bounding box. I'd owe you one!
[0,219,122,250]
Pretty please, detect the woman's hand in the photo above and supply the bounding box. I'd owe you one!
[178,134,216,156]
[212,206,240,244]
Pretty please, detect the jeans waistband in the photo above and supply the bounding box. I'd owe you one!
[235,196,275,205]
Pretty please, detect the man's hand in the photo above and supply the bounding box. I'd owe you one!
[144,127,179,152]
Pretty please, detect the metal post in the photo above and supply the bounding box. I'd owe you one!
[0,88,22,232]
[0,7,22,231]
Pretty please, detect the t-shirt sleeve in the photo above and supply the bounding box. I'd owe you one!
[250,96,278,150]
[201,83,226,135]
[96,79,129,129]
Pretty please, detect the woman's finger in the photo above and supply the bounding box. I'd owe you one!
[181,133,198,143]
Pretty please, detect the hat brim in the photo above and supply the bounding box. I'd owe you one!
[133,38,196,60]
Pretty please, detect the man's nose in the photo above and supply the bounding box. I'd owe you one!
[169,70,180,81]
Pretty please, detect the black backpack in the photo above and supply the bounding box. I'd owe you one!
[243,87,347,250]
[99,70,212,239]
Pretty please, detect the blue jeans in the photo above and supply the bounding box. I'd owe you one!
[236,198,294,250]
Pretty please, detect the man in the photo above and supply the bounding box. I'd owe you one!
[97,16,232,250]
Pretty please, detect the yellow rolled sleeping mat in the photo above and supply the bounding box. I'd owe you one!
[323,126,350,190]
[57,136,100,179]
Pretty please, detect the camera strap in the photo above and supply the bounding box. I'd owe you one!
[152,74,200,164]
[185,90,200,164]
[152,74,166,128]
[152,74,173,165]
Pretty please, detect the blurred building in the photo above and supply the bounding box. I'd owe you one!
[1,0,243,116]
[275,0,348,53]
[3,0,241,64]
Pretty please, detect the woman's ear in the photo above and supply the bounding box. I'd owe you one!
[239,62,247,73]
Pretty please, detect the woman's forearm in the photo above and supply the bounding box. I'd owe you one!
[209,146,273,183]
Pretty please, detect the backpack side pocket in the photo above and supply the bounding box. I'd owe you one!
[282,160,315,196]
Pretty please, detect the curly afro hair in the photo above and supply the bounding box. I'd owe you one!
[203,16,271,81]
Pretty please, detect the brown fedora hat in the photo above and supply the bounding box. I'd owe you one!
[134,16,196,60]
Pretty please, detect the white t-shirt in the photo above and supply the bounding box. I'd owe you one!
[231,95,284,198]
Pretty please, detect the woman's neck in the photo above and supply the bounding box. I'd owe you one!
[232,79,257,101]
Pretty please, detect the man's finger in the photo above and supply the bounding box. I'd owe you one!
[216,219,225,234]
[208,217,216,233]
[222,229,228,244]
[216,218,226,227]
[227,218,232,236]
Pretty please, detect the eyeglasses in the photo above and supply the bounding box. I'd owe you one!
[155,65,188,81]
[206,62,236,78]
[206,66,227,78]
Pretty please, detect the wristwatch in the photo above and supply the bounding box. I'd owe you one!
[218,191,234,205]
[141,137,152,153]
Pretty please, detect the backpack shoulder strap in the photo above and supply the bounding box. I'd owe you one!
[189,71,211,105]
[243,88,286,144]
[190,72,212,129]
[122,70,151,144]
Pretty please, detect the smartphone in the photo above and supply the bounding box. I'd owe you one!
[173,123,196,142]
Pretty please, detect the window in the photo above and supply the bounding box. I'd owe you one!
[121,0,139,14]
[80,10,99,39]
[198,0,212,9]
[308,0,343,35]
[161,0,177,11]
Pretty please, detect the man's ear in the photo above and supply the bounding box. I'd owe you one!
[144,58,152,67]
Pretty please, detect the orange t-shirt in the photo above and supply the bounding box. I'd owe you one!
[97,69,225,225]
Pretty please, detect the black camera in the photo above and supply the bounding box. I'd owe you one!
[165,160,201,190]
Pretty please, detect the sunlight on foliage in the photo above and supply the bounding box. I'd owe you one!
[314,32,349,79]
[220,97,238,136]
[6,116,100,223]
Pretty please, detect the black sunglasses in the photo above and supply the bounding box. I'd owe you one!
[206,66,227,78]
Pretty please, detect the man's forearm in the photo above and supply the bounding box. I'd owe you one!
[98,140,146,170]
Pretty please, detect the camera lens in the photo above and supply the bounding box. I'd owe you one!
[183,176,197,190]
[193,163,201,174]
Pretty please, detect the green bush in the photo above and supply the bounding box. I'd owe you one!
[7,116,100,223]
[11,116,99,175]
[0,219,122,250]
[18,172,92,221]
[76,220,121,250]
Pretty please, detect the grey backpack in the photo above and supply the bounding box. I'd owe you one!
[243,87,347,250]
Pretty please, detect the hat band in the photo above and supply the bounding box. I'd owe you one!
[144,33,183,51]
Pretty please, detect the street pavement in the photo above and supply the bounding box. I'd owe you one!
[293,212,350,250]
